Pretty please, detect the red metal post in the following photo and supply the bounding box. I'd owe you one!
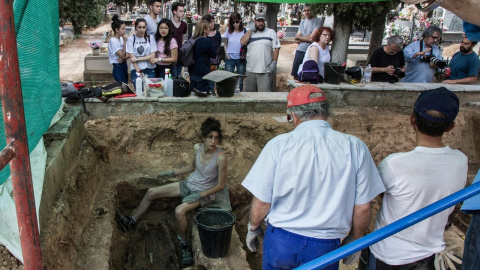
[0,0,44,269]
[0,140,15,169]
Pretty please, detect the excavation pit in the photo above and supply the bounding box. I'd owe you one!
[38,105,480,270]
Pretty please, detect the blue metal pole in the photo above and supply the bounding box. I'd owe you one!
[295,181,480,270]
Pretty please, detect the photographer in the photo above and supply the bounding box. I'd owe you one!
[368,35,406,83]
[403,26,443,83]
[442,37,480,84]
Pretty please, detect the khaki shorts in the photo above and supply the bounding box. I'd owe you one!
[179,180,214,207]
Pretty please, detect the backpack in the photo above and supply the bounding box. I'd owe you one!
[178,37,201,68]
[298,60,322,84]
[240,29,248,60]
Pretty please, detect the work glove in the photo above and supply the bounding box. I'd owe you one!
[268,61,277,74]
[182,192,202,203]
[246,222,263,252]
[434,245,462,270]
[157,170,175,180]
[341,235,361,265]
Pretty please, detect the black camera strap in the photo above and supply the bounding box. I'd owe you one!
[419,40,432,60]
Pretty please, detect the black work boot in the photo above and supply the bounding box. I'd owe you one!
[180,242,193,265]
[115,209,135,232]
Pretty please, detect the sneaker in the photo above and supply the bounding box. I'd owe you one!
[115,209,135,232]
[180,242,193,265]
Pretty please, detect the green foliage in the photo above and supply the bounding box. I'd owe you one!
[59,0,109,35]
[311,1,401,31]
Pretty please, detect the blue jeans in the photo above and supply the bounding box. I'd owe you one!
[172,63,184,78]
[291,50,306,77]
[112,62,128,84]
[263,224,340,270]
[189,74,210,93]
[130,68,155,90]
[155,63,174,78]
[463,213,480,270]
[225,58,246,92]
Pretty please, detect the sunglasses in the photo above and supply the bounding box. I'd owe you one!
[233,20,241,24]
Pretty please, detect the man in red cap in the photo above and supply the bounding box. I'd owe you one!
[242,85,385,270]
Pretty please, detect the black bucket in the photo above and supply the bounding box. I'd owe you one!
[194,210,236,258]
[216,77,237,97]
[324,62,346,84]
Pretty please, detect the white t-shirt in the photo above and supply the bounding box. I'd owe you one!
[126,34,157,71]
[223,27,246,59]
[246,28,281,73]
[298,43,330,77]
[371,146,468,265]
[242,120,385,239]
[145,14,160,36]
[108,36,124,64]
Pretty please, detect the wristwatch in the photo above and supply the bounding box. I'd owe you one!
[416,0,444,13]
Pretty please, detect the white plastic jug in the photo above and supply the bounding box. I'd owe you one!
[135,75,143,96]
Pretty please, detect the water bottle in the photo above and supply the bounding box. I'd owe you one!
[166,74,174,97]
[363,64,372,84]
[135,73,143,96]
[235,78,240,94]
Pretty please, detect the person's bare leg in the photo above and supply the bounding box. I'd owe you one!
[131,182,180,221]
[175,201,200,241]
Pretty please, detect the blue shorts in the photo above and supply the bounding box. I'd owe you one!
[263,224,341,270]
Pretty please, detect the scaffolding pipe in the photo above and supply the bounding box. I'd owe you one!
[0,0,44,269]
[295,181,480,270]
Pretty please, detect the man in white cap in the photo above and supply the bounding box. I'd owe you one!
[242,85,385,269]
[240,12,281,92]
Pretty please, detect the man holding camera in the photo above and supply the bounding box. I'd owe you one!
[368,35,406,83]
[403,26,444,83]
[442,36,480,84]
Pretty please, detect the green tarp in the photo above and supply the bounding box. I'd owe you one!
[0,0,61,184]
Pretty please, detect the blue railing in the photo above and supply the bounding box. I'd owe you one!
[295,181,480,270]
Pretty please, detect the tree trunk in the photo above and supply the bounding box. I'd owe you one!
[331,15,352,64]
[197,0,209,15]
[265,2,279,32]
[367,22,386,63]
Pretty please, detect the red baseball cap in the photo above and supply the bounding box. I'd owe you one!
[287,85,326,108]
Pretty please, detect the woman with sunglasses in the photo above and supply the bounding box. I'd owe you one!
[150,19,178,78]
[126,18,157,89]
[223,12,246,92]
[298,27,333,79]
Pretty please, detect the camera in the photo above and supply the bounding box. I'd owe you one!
[393,67,405,78]
[420,55,448,69]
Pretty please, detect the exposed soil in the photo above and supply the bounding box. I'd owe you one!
[33,108,479,269]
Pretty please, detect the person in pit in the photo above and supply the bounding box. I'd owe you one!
[115,117,227,267]
[363,87,468,270]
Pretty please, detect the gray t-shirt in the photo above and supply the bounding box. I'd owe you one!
[145,14,160,36]
[297,17,323,52]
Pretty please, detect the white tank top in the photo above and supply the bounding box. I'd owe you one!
[186,144,221,192]
[299,42,331,77]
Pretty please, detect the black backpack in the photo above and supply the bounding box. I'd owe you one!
[178,37,201,67]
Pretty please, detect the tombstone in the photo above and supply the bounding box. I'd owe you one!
[449,15,464,32]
